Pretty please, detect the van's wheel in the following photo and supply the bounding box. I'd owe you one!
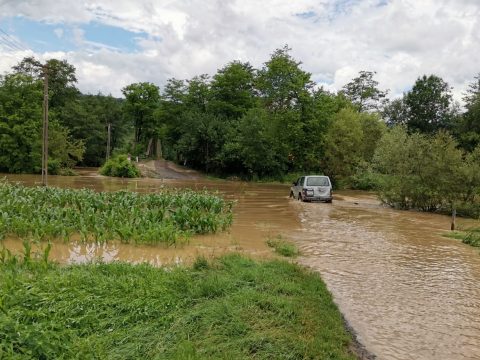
[298,193,303,201]
[289,191,294,198]
[326,199,332,203]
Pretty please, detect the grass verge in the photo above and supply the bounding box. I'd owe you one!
[0,251,355,359]
[267,235,300,257]
[444,228,480,248]
[0,181,233,245]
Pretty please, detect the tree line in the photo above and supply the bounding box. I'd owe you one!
[0,47,479,214]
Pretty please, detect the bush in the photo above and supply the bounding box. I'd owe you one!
[350,170,382,191]
[373,127,480,214]
[47,159,61,175]
[100,155,141,178]
[455,201,480,218]
[463,228,480,247]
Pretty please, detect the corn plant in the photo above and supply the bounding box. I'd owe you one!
[0,181,234,245]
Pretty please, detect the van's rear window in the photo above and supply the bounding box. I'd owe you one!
[306,177,329,186]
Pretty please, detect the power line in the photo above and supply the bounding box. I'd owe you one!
[0,28,30,52]
[0,38,18,52]
[0,37,24,52]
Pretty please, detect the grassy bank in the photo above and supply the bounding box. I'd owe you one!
[0,252,356,359]
[446,228,480,248]
[0,181,233,245]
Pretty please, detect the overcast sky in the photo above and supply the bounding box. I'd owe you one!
[0,0,479,101]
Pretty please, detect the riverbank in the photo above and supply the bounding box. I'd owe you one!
[0,253,357,359]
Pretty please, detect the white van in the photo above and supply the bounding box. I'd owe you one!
[290,175,333,203]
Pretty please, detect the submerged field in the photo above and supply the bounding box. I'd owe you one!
[0,181,233,245]
[0,252,356,360]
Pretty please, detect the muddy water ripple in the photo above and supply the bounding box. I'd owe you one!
[2,174,480,359]
[290,192,480,360]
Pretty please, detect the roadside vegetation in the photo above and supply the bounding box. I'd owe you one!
[370,127,480,217]
[0,250,356,360]
[0,181,233,245]
[446,227,480,248]
[266,235,300,257]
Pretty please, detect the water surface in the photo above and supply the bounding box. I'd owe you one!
[2,173,480,359]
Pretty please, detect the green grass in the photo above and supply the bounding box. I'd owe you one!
[0,181,233,245]
[444,228,480,247]
[267,236,300,257]
[0,251,355,360]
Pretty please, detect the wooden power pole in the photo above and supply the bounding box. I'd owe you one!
[41,65,49,187]
[106,123,111,161]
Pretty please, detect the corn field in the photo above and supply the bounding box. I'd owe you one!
[0,181,233,245]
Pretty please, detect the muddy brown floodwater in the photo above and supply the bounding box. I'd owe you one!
[2,173,480,360]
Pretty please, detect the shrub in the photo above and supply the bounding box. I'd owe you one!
[47,159,61,175]
[463,228,480,247]
[350,170,382,191]
[373,127,480,214]
[100,155,141,178]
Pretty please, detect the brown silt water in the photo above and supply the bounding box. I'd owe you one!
[2,173,480,359]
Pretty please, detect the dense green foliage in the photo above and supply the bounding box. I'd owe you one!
[372,127,480,214]
[0,182,233,245]
[340,70,388,112]
[0,253,356,359]
[462,228,480,247]
[100,155,141,178]
[1,51,479,216]
[0,58,129,173]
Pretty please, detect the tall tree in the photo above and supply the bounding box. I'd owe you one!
[122,82,160,153]
[382,98,408,127]
[58,94,126,166]
[0,73,84,173]
[404,75,453,134]
[185,75,210,112]
[341,71,388,112]
[457,74,480,150]
[323,108,364,180]
[13,57,79,108]
[256,45,313,112]
[209,61,256,119]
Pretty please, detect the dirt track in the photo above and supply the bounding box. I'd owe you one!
[138,159,201,179]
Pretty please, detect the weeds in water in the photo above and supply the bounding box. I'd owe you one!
[0,254,355,359]
[444,227,480,248]
[266,235,299,257]
[463,228,480,247]
[0,181,233,245]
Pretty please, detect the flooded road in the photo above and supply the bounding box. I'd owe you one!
[290,192,480,360]
[2,173,480,359]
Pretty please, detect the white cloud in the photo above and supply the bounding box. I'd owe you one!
[0,0,479,101]
[53,28,63,38]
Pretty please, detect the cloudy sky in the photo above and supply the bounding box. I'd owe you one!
[0,0,479,101]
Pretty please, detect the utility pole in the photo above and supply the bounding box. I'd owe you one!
[106,123,111,161]
[41,64,49,187]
